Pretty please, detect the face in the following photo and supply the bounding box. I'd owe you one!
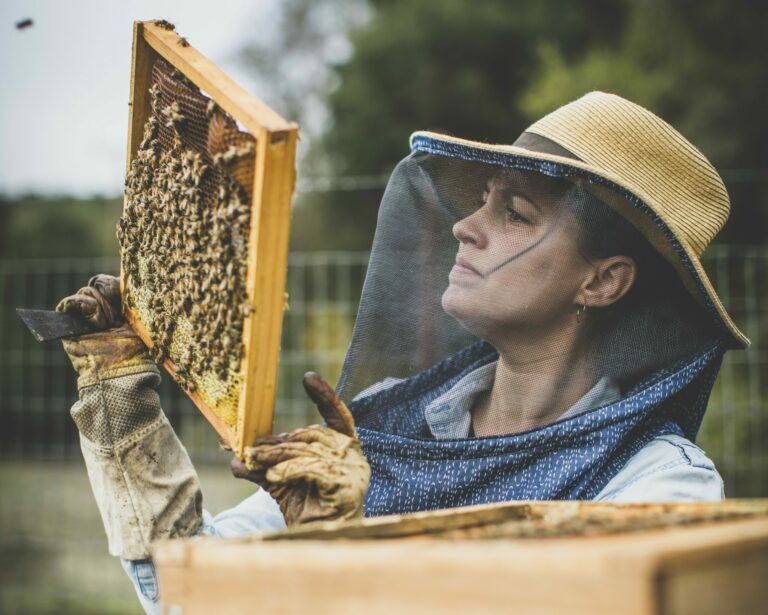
[441,170,594,343]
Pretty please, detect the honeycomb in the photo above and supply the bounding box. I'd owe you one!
[117,58,257,428]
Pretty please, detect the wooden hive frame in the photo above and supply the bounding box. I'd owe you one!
[122,20,298,456]
[152,500,768,615]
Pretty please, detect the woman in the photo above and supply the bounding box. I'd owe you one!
[58,92,746,613]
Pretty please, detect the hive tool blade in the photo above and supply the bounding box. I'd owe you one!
[16,308,94,342]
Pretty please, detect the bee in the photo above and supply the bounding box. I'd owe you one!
[119,80,255,395]
[153,19,176,31]
[153,347,166,364]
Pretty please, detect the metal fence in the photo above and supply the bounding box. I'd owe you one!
[0,248,766,613]
[697,245,767,497]
[0,252,372,614]
[0,248,766,490]
[0,252,370,461]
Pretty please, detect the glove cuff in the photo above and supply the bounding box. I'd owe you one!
[77,359,159,390]
[62,326,154,387]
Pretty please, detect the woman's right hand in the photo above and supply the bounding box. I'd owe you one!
[56,274,149,383]
[56,274,124,330]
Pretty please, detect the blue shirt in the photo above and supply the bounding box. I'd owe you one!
[351,362,723,502]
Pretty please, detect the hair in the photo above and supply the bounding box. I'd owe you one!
[565,186,714,389]
[568,188,666,308]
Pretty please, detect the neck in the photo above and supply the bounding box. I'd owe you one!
[472,320,597,437]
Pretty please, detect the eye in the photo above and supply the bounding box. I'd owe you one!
[506,205,529,224]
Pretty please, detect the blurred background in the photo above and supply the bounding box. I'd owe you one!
[1,0,766,613]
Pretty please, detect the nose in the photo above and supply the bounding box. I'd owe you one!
[452,209,487,248]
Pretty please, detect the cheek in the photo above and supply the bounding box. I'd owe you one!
[442,228,588,331]
[499,233,586,306]
[442,259,577,330]
[483,270,540,319]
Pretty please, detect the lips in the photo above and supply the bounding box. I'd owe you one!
[454,256,481,276]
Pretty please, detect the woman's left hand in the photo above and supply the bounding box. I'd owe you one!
[230,372,370,526]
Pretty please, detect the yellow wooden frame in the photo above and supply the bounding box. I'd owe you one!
[121,20,298,456]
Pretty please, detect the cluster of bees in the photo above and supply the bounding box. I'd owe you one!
[118,75,255,390]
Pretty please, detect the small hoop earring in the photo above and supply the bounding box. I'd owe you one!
[576,304,586,323]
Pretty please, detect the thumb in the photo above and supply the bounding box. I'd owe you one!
[230,456,268,485]
[302,372,356,437]
[88,275,122,315]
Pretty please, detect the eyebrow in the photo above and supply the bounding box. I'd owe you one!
[486,180,542,213]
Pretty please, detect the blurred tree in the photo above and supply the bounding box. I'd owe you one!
[262,0,768,247]
[0,195,121,259]
[240,0,767,249]
[287,0,627,250]
[520,0,768,243]
[322,0,627,177]
[238,0,369,170]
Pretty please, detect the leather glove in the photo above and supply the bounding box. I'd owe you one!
[58,275,202,560]
[231,372,370,526]
[57,274,149,386]
[57,273,123,330]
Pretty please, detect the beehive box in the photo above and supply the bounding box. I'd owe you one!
[119,21,298,455]
[152,500,768,615]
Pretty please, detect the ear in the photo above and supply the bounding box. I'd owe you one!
[579,256,637,308]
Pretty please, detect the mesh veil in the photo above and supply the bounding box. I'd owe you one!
[338,150,720,438]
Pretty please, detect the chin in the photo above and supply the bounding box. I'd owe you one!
[441,284,465,317]
[442,286,494,338]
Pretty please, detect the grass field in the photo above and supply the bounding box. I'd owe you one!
[0,459,256,615]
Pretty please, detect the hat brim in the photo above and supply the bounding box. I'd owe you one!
[410,130,749,349]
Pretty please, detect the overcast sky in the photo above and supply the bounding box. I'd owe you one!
[0,0,279,197]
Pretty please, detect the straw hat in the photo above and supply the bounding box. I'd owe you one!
[411,91,749,349]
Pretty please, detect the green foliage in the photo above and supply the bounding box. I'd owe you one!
[313,0,767,243]
[281,0,626,250]
[520,0,768,166]
[518,42,672,120]
[322,0,627,176]
[0,195,121,259]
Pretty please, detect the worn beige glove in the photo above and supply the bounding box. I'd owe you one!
[57,273,124,330]
[59,275,202,560]
[231,372,370,526]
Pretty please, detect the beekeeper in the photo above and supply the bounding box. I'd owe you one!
[58,92,746,614]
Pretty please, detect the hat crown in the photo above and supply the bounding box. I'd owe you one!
[525,92,730,256]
